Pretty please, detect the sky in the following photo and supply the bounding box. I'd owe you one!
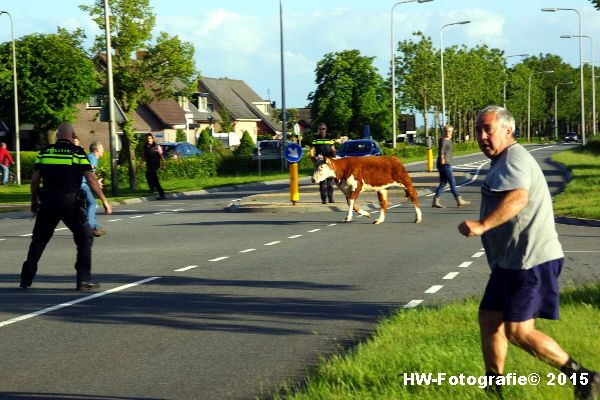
[1,0,600,110]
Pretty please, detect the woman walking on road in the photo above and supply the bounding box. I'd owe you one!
[432,124,470,208]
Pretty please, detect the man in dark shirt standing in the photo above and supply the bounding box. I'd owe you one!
[20,122,112,290]
[310,122,336,204]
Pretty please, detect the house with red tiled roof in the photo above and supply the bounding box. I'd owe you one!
[198,77,280,144]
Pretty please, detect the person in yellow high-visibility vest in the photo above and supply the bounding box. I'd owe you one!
[20,122,112,290]
[310,123,336,204]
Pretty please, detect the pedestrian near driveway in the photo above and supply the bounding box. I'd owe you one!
[82,141,106,237]
[432,124,469,208]
[142,133,166,200]
[0,141,15,184]
[20,122,112,290]
[310,122,336,204]
[458,105,599,399]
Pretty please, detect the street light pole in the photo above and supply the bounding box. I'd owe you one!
[542,8,586,145]
[390,0,433,149]
[440,20,470,127]
[503,53,529,108]
[103,0,119,195]
[279,0,287,172]
[528,70,553,141]
[561,34,596,137]
[0,11,21,185]
[554,82,574,141]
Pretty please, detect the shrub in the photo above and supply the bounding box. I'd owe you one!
[234,131,255,157]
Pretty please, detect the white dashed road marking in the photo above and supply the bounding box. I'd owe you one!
[264,241,281,246]
[472,251,485,258]
[403,300,423,309]
[458,261,472,268]
[288,235,302,239]
[239,248,256,253]
[443,272,460,280]
[425,285,443,294]
[307,229,320,233]
[209,256,229,262]
[174,265,199,272]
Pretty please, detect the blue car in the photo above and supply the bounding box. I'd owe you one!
[336,139,382,157]
[159,142,202,160]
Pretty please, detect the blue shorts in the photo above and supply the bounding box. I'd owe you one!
[479,258,563,322]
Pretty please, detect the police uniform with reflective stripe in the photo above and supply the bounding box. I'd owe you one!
[21,139,95,287]
[312,137,336,158]
[312,135,336,202]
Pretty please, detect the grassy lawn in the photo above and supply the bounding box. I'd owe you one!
[274,284,600,400]
[552,147,600,220]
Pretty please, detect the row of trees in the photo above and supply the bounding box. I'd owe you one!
[307,32,598,143]
[395,32,595,142]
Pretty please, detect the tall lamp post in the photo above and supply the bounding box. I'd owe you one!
[279,0,287,172]
[103,0,119,195]
[542,8,585,145]
[503,53,529,108]
[528,70,554,141]
[440,20,471,126]
[561,34,596,137]
[390,0,433,149]
[0,11,21,185]
[554,81,574,141]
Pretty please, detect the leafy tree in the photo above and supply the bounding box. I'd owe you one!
[197,127,212,150]
[175,129,186,142]
[82,0,198,190]
[0,29,97,146]
[308,49,391,140]
[234,130,254,156]
[591,0,600,10]
[396,32,439,137]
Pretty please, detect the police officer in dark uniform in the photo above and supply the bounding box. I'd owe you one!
[310,122,336,204]
[20,122,112,290]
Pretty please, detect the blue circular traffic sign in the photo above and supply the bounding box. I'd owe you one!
[285,142,303,163]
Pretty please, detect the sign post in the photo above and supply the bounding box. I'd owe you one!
[285,142,303,205]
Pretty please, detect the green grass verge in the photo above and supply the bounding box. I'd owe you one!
[552,147,600,220]
[274,283,600,400]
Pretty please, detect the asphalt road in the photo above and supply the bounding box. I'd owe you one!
[0,144,598,400]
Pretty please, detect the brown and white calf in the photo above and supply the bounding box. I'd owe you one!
[312,156,422,224]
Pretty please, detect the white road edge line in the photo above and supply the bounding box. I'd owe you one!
[403,300,423,309]
[0,277,161,329]
[425,285,443,294]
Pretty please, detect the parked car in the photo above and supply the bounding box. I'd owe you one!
[336,139,382,157]
[251,140,282,160]
[564,132,579,143]
[159,142,202,160]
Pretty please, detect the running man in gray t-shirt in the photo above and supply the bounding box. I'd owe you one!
[458,105,599,398]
